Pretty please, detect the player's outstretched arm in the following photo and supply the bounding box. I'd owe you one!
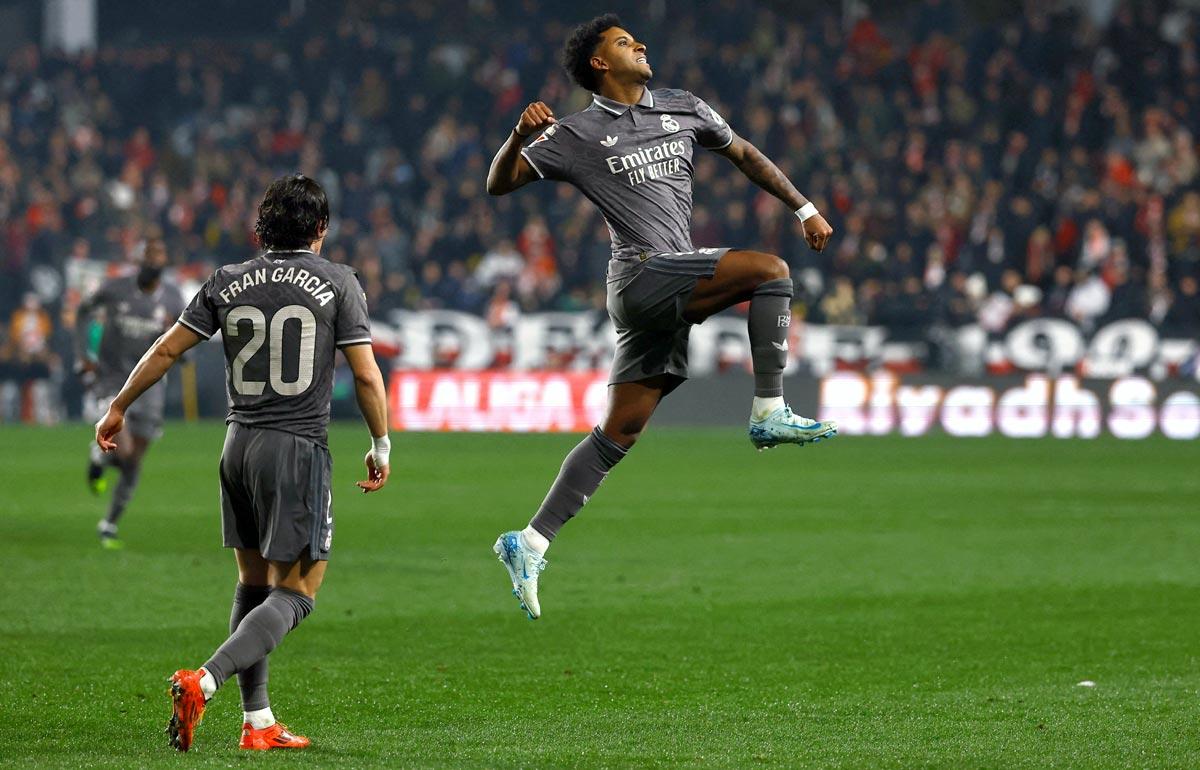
[714,133,833,252]
[95,323,204,451]
[342,343,391,494]
[486,101,556,195]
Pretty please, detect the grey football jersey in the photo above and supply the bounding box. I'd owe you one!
[79,276,185,411]
[520,88,734,280]
[179,250,372,444]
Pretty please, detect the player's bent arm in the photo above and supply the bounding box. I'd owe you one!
[714,133,834,251]
[487,101,556,195]
[341,343,390,493]
[95,323,203,450]
[486,131,540,195]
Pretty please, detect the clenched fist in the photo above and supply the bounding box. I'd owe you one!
[802,213,833,252]
[515,102,556,137]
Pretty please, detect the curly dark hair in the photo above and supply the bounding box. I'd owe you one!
[561,14,622,92]
[254,174,329,251]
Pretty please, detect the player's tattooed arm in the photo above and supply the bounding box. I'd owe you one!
[487,101,556,195]
[715,133,834,252]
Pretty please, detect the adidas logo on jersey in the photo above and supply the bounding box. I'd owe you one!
[600,135,619,147]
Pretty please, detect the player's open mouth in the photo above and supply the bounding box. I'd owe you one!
[636,57,648,64]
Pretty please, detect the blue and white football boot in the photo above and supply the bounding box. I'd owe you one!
[493,531,547,620]
[749,405,838,450]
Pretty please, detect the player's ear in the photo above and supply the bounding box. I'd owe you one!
[591,55,608,74]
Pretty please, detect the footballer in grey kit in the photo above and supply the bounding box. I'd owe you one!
[76,237,184,548]
[178,246,372,444]
[95,175,391,752]
[487,15,838,620]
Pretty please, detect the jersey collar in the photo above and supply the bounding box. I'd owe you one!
[591,87,654,116]
[264,249,316,260]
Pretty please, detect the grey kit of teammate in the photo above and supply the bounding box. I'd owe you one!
[77,238,184,547]
[487,15,837,619]
[95,175,391,750]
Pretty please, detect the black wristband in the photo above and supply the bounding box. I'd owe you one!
[513,126,529,138]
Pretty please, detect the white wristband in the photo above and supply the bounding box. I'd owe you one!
[370,435,391,468]
[795,202,819,222]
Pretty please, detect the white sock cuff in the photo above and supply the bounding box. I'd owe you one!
[520,525,550,556]
[198,668,217,699]
[752,396,785,420]
[244,706,275,729]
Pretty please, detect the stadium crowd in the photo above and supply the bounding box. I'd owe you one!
[3,0,1200,417]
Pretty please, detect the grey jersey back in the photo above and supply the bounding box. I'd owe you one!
[81,276,185,407]
[179,251,372,444]
[520,88,733,280]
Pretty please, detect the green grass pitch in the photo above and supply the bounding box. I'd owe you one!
[1,423,1198,768]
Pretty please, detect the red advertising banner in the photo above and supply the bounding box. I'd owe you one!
[389,371,609,432]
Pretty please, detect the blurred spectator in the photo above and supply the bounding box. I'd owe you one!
[818,276,860,326]
[1067,270,1112,331]
[1043,265,1076,318]
[977,270,1022,335]
[1162,275,1200,338]
[476,239,525,289]
[935,271,977,327]
[0,293,58,423]
[1101,252,1147,323]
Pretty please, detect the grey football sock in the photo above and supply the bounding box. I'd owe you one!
[529,427,629,541]
[202,587,314,689]
[748,278,794,398]
[105,457,142,525]
[229,583,272,711]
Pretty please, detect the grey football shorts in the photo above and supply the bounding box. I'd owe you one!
[87,390,164,441]
[219,423,333,562]
[606,248,730,386]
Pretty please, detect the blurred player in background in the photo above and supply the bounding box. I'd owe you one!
[487,15,836,619]
[94,174,392,752]
[76,236,184,549]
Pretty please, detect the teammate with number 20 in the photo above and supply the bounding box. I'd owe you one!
[94,174,391,752]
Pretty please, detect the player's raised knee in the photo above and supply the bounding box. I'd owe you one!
[759,254,790,283]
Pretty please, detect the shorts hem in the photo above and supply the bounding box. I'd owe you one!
[221,542,330,562]
[608,369,688,386]
[642,262,719,280]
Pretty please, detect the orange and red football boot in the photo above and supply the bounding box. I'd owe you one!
[239,722,311,750]
[166,669,207,751]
